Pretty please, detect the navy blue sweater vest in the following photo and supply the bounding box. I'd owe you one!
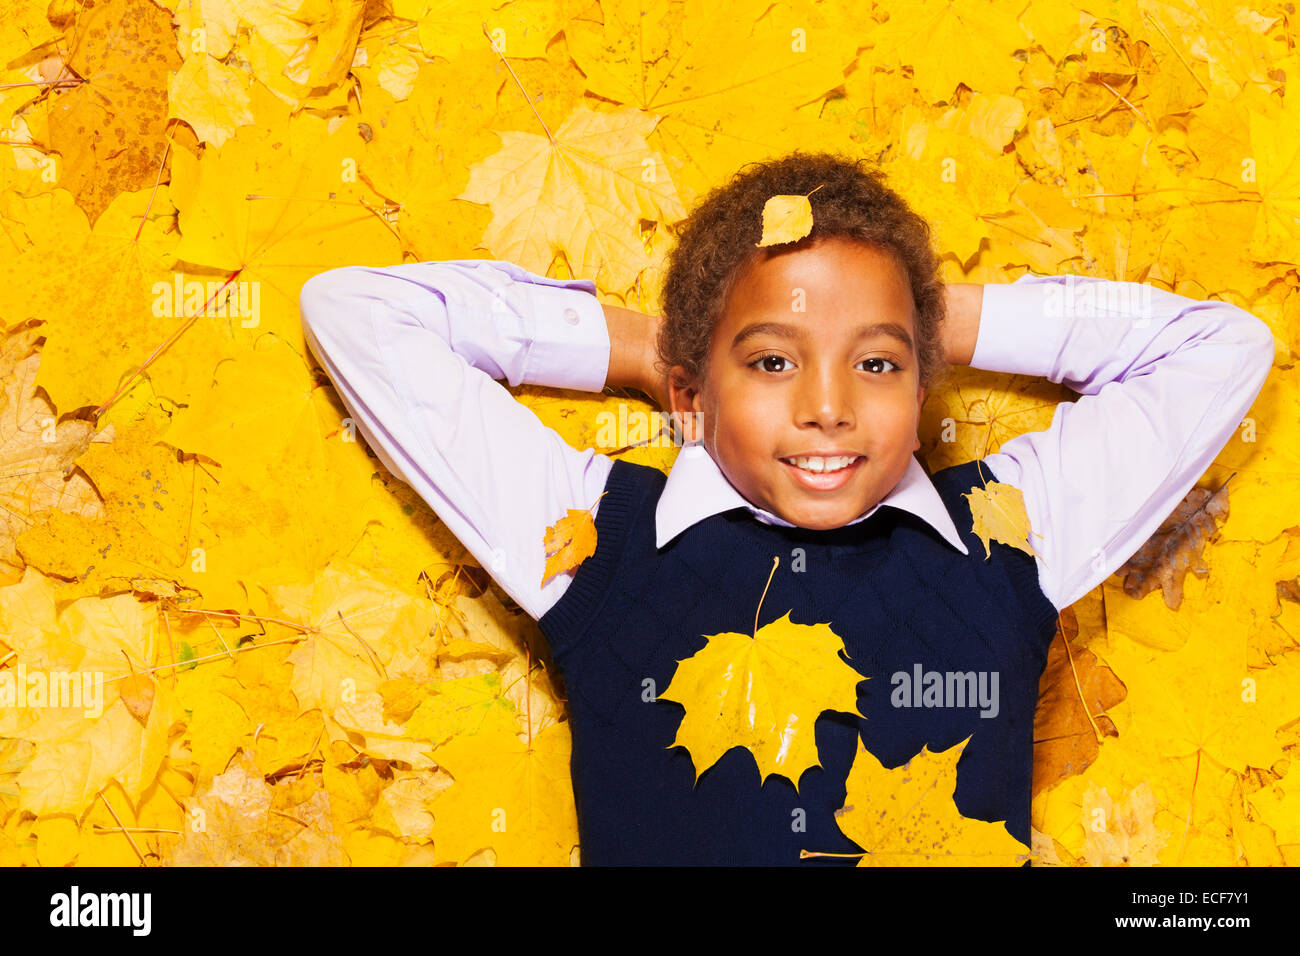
[537,456,1060,866]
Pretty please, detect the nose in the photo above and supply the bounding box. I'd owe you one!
[794,363,855,431]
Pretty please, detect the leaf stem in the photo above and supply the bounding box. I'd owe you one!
[1060,624,1103,743]
[754,556,779,638]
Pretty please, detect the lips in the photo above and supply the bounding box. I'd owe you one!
[779,455,864,491]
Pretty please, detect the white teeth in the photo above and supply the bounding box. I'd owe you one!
[783,455,859,473]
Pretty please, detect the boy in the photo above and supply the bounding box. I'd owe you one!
[299,152,1274,865]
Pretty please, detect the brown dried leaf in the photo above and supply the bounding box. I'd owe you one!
[1117,479,1231,610]
[1033,607,1127,794]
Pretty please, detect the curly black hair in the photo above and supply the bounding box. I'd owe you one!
[656,150,950,393]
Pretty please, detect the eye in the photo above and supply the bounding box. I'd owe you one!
[860,357,900,374]
[749,352,791,373]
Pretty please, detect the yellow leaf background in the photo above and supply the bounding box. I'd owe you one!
[1,0,1298,866]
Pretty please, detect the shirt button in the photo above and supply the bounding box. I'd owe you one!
[563,307,579,325]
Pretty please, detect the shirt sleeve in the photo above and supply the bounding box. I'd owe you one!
[298,258,616,621]
[970,272,1275,611]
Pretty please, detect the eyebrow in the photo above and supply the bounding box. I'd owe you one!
[731,320,914,354]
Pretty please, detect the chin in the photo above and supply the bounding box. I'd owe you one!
[781,504,862,531]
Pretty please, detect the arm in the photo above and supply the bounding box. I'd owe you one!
[941,282,984,366]
[604,301,660,391]
[299,258,617,622]
[961,272,1274,611]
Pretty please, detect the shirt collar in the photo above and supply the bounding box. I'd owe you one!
[654,442,970,555]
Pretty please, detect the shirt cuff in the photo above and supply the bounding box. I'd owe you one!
[969,273,1068,379]
[519,282,612,392]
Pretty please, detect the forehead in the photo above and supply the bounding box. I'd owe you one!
[721,237,917,330]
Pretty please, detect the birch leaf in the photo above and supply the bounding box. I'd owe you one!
[757,194,813,246]
[965,480,1040,560]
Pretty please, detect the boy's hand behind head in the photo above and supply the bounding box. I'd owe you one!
[642,315,674,413]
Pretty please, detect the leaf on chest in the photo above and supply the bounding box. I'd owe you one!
[805,735,1031,866]
[965,479,1039,560]
[657,609,865,791]
[540,492,607,587]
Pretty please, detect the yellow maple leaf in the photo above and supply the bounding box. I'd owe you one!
[1080,781,1169,866]
[565,0,862,198]
[165,748,346,865]
[982,180,1087,276]
[885,112,1022,266]
[514,385,681,475]
[864,0,1029,104]
[1206,366,1300,542]
[814,735,1031,866]
[404,673,520,749]
[269,563,439,724]
[332,689,441,769]
[168,88,401,321]
[349,59,506,261]
[965,478,1040,560]
[15,416,200,602]
[457,103,687,291]
[1095,590,1296,775]
[657,559,865,790]
[0,0,59,67]
[394,0,573,61]
[920,368,1068,472]
[23,226,170,416]
[0,323,102,584]
[1247,773,1300,847]
[428,719,577,866]
[227,0,365,109]
[0,580,177,816]
[44,0,180,225]
[173,664,253,784]
[167,52,255,149]
[371,766,451,843]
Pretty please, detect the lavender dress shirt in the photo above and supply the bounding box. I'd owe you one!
[299,259,1274,619]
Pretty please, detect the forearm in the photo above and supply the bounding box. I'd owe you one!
[942,282,984,367]
[603,301,661,395]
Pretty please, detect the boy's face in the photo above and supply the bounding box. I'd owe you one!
[669,236,926,531]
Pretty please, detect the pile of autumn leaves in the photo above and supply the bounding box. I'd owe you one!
[1,0,1299,867]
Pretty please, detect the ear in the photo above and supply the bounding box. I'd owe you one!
[668,365,704,443]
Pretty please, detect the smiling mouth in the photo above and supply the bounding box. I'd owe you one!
[778,455,865,492]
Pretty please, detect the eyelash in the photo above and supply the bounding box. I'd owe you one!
[748,353,902,375]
